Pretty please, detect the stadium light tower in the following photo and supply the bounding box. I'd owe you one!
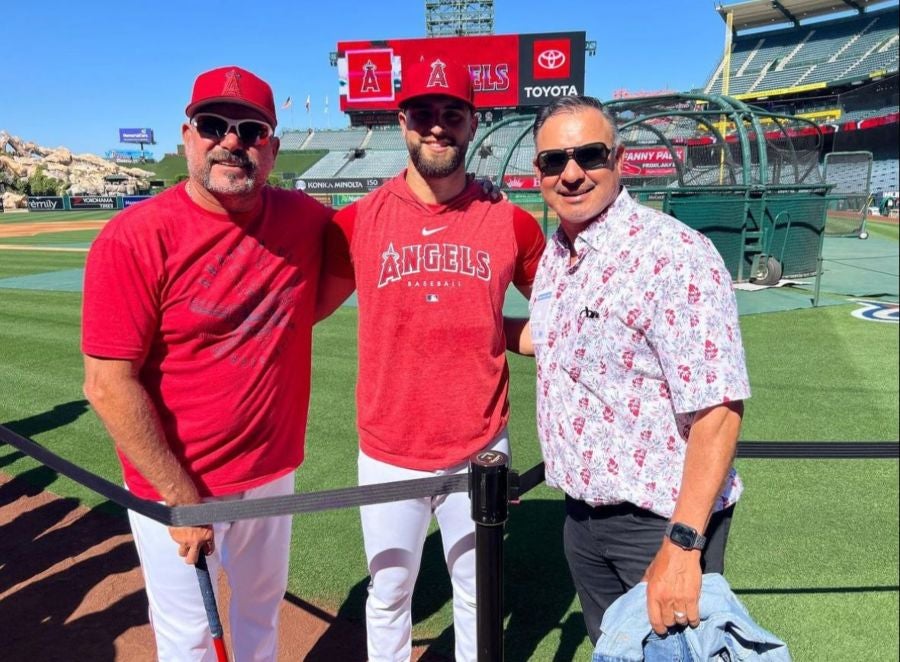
[425,1,494,36]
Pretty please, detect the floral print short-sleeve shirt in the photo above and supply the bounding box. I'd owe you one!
[530,187,750,518]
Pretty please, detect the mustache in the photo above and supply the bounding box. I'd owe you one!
[423,137,457,147]
[206,149,254,169]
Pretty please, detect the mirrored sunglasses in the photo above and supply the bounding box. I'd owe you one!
[190,113,274,146]
[535,142,613,177]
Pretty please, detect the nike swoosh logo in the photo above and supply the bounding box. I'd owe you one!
[421,226,448,237]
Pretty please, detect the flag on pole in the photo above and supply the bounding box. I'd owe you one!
[281,96,292,109]
[324,96,329,114]
[305,95,311,112]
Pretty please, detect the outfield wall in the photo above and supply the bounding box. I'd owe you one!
[25,195,152,212]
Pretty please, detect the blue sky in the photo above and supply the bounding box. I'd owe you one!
[0,0,892,158]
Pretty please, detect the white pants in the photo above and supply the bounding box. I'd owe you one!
[128,472,295,662]
[358,431,510,662]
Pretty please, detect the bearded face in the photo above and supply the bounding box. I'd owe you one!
[400,97,476,180]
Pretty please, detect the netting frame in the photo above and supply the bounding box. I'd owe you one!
[602,94,832,287]
[474,94,834,294]
[823,150,874,239]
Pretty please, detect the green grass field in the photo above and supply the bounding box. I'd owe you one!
[0,230,97,247]
[0,240,897,660]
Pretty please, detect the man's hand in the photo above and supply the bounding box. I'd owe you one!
[468,174,507,201]
[643,540,702,634]
[170,524,215,565]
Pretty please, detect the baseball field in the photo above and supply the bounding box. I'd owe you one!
[0,210,897,660]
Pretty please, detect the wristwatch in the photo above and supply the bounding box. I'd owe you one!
[665,522,707,551]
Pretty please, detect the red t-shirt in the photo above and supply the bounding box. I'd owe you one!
[324,173,546,469]
[82,183,332,500]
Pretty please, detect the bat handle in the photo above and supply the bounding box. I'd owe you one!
[195,554,228,662]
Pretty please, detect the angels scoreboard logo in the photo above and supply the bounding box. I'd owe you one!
[343,49,398,102]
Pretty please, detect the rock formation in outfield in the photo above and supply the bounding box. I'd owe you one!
[0,130,155,208]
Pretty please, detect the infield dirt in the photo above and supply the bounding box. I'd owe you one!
[0,471,447,661]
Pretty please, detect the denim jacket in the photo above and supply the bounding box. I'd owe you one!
[592,573,791,662]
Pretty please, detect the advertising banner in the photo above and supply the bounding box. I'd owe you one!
[517,32,585,105]
[621,146,686,177]
[106,149,154,163]
[69,195,118,210]
[123,195,152,208]
[27,196,66,212]
[337,31,585,112]
[294,178,386,194]
[119,128,154,144]
[502,174,541,190]
[332,194,368,207]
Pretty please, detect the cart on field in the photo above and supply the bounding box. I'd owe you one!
[604,93,832,288]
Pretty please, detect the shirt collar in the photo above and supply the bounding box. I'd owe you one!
[550,185,634,255]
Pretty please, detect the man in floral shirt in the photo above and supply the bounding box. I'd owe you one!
[517,96,750,643]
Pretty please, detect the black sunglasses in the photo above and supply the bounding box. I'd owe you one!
[190,113,274,146]
[535,142,613,177]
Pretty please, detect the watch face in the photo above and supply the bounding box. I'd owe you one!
[669,524,697,548]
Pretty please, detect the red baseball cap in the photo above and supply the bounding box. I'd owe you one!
[398,56,475,109]
[185,66,278,128]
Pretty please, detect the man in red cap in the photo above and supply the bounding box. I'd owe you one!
[317,56,546,661]
[82,65,332,660]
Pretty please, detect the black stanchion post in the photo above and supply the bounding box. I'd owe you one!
[469,450,509,662]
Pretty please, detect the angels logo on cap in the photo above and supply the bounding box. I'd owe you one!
[399,55,475,108]
[426,59,450,90]
[221,69,242,96]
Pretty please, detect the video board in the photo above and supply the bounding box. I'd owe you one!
[337,32,586,112]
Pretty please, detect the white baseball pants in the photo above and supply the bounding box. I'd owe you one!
[128,471,295,662]
[358,430,510,662]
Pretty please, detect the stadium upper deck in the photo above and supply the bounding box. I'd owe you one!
[715,0,891,32]
[705,4,898,97]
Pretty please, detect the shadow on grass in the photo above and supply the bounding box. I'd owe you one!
[504,498,584,662]
[300,533,455,661]
[1,399,90,439]
[300,497,583,662]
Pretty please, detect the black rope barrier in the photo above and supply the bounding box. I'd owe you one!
[737,441,899,458]
[170,474,470,526]
[1,425,897,525]
[0,423,469,526]
[0,423,170,522]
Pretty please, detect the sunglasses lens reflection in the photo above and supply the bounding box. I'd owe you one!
[237,122,270,143]
[540,152,571,175]
[194,115,229,140]
[193,115,272,145]
[575,144,610,170]
[538,143,611,176]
